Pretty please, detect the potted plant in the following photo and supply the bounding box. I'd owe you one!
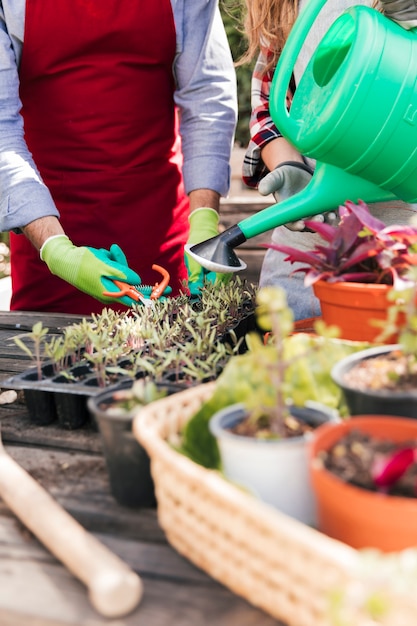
[179,286,368,525]
[331,271,417,417]
[87,323,245,507]
[269,200,417,342]
[87,378,183,508]
[309,414,417,551]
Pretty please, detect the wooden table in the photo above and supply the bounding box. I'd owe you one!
[0,311,283,626]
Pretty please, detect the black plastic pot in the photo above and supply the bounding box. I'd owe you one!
[88,379,185,508]
[331,344,417,418]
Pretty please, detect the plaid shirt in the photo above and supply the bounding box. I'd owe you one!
[242,46,293,189]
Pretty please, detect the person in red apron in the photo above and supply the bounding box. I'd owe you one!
[0,1,237,314]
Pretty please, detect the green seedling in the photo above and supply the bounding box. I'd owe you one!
[13,321,50,381]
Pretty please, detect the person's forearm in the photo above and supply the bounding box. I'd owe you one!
[188,189,220,214]
[22,216,65,251]
[261,137,303,172]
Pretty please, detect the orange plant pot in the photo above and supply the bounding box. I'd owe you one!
[309,415,417,552]
[312,280,397,343]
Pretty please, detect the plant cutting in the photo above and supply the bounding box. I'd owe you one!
[309,415,417,551]
[12,276,257,384]
[179,286,368,525]
[13,321,51,381]
[269,200,417,341]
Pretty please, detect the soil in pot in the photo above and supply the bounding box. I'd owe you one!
[229,405,323,438]
[320,428,417,498]
[331,344,417,418]
[342,347,417,392]
[310,415,417,551]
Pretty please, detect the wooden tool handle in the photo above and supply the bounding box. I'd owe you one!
[0,452,143,617]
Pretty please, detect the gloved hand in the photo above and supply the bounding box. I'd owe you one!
[258,161,339,231]
[379,0,417,28]
[40,234,144,307]
[185,207,229,297]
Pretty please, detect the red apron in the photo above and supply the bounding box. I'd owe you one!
[11,0,189,314]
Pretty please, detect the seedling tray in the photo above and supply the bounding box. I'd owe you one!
[1,360,131,429]
[2,309,259,430]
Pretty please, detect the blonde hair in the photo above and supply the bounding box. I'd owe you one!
[238,0,298,71]
[237,0,381,73]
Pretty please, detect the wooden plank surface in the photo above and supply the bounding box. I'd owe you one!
[0,441,283,625]
[0,311,87,333]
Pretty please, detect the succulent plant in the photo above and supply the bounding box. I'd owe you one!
[269,200,417,289]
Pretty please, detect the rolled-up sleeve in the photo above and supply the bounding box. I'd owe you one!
[242,49,284,189]
[0,5,59,233]
[173,0,237,197]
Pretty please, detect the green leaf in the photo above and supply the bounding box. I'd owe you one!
[13,337,34,359]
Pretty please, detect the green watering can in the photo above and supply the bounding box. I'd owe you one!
[186,0,417,272]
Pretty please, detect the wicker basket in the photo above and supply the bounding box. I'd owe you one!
[132,383,417,626]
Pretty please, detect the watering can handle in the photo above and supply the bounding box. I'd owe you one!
[269,0,330,138]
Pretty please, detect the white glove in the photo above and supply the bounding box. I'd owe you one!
[258,161,339,232]
[379,0,417,28]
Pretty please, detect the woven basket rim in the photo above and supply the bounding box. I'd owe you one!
[133,383,358,565]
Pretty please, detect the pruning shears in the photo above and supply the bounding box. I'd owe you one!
[102,264,170,307]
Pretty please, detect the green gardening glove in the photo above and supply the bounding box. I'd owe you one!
[40,235,143,307]
[185,207,230,298]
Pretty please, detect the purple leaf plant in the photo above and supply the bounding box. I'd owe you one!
[268,200,417,288]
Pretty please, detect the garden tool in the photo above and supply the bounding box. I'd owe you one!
[186,0,417,272]
[0,428,143,617]
[103,263,171,306]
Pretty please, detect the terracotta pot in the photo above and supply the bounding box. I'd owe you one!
[312,280,397,342]
[309,415,417,551]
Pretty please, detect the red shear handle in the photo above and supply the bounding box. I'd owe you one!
[102,280,146,303]
[150,264,170,299]
[102,265,170,302]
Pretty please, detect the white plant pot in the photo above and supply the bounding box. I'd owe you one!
[210,403,335,526]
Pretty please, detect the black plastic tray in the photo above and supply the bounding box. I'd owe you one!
[2,311,259,430]
[1,360,131,429]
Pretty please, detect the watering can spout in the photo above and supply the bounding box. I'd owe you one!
[188,162,395,272]
[185,224,247,273]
